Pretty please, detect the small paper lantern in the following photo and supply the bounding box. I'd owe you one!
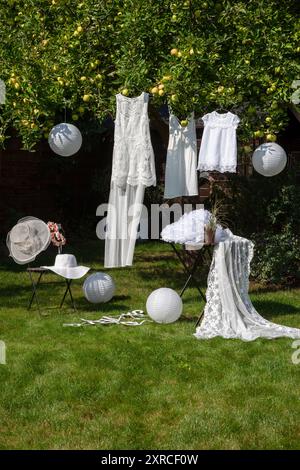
[83,272,115,304]
[252,143,287,177]
[146,288,183,324]
[48,122,82,157]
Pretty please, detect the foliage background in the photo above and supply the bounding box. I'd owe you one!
[0,0,299,149]
[211,172,300,286]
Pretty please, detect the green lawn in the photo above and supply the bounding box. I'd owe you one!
[0,240,300,450]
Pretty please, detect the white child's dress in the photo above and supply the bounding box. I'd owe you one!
[104,92,156,268]
[164,113,198,199]
[197,111,240,173]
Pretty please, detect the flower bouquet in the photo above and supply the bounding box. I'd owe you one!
[47,222,66,254]
[204,199,229,245]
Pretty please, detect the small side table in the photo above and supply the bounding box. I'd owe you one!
[27,267,76,316]
[168,242,214,326]
[170,243,207,302]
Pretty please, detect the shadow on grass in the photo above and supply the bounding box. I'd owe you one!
[75,295,132,313]
[250,283,296,295]
[0,278,133,311]
[137,268,208,293]
[180,315,200,323]
[251,299,300,319]
[135,253,175,263]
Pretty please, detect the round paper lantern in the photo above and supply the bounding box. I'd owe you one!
[48,122,82,157]
[146,288,183,324]
[83,272,115,304]
[252,143,287,177]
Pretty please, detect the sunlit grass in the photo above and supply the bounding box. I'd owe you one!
[0,241,300,449]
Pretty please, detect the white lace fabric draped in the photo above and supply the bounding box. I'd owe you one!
[195,234,300,341]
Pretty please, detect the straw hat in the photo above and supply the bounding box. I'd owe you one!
[42,254,90,279]
[7,216,51,265]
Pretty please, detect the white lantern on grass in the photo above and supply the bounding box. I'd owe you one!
[252,143,287,177]
[83,272,115,303]
[146,288,183,324]
[48,122,82,157]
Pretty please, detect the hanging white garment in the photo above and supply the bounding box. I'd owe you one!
[161,209,227,245]
[104,92,156,268]
[164,113,198,199]
[195,233,300,341]
[197,111,240,173]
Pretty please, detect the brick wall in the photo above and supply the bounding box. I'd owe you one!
[0,129,114,237]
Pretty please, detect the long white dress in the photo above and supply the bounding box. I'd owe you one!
[195,232,300,341]
[164,113,198,199]
[104,92,156,268]
[197,111,240,173]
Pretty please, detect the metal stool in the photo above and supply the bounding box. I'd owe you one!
[27,267,76,316]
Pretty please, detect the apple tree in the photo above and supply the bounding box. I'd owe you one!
[0,0,299,150]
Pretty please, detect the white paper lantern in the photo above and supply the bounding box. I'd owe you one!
[83,272,115,304]
[48,122,82,157]
[252,143,287,177]
[146,288,183,324]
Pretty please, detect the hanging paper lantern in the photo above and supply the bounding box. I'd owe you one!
[83,272,115,303]
[146,288,183,324]
[252,143,287,177]
[48,122,82,157]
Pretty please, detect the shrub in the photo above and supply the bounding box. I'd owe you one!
[211,172,300,286]
[251,230,300,286]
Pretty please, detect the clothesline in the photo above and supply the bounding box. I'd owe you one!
[105,92,246,124]
[164,100,243,123]
[149,93,247,125]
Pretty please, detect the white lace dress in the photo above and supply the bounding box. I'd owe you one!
[195,233,300,341]
[164,113,198,199]
[197,111,240,173]
[104,92,156,268]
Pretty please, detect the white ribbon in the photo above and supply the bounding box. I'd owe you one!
[63,310,151,327]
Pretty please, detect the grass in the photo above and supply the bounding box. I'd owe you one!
[0,240,300,449]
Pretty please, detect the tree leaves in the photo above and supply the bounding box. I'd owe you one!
[0,0,299,149]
